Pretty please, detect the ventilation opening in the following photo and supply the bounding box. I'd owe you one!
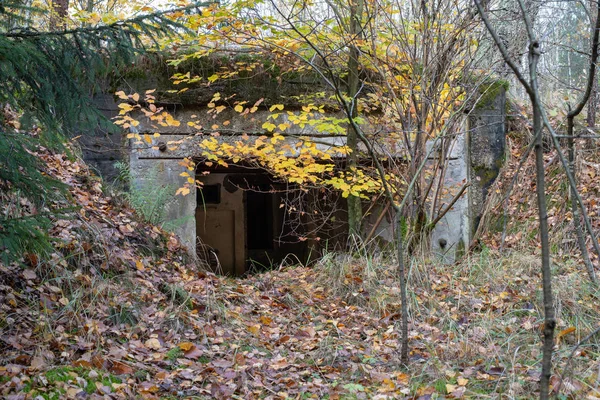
[197,184,221,205]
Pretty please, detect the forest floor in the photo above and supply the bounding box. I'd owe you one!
[1,144,600,399]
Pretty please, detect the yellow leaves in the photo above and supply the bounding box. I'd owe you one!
[208,74,219,83]
[176,186,191,196]
[135,260,145,271]
[271,134,284,144]
[262,121,277,132]
[247,324,261,336]
[178,342,195,351]
[165,114,180,127]
[269,104,284,112]
[115,91,129,100]
[117,103,133,114]
[556,327,576,344]
[234,104,244,113]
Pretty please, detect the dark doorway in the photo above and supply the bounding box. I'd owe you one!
[246,188,274,269]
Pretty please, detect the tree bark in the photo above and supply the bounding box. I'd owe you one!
[588,0,598,139]
[346,0,363,237]
[395,210,409,365]
[527,33,555,400]
[565,0,600,283]
[50,0,69,30]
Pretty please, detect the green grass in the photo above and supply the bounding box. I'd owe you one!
[166,347,183,361]
[23,366,122,399]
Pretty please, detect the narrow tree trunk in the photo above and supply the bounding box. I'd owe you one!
[533,100,555,400]
[395,210,409,365]
[587,86,597,131]
[529,46,555,400]
[50,0,69,30]
[568,117,597,282]
[563,0,600,283]
[589,0,598,143]
[346,0,363,237]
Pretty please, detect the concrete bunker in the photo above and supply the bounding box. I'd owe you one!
[82,60,508,273]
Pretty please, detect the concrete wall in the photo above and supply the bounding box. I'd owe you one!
[128,156,197,252]
[430,120,471,263]
[468,87,507,236]
[79,94,123,182]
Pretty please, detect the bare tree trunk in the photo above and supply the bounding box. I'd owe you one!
[395,210,409,365]
[50,0,69,30]
[346,0,363,237]
[532,97,555,400]
[565,0,600,283]
[474,1,555,397]
[588,0,598,140]
[587,87,597,132]
[568,118,597,282]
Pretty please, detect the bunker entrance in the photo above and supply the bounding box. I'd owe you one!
[195,165,345,276]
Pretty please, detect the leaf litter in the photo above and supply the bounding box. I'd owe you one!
[0,147,599,399]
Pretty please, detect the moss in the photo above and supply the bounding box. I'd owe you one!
[159,282,192,308]
[198,355,211,364]
[110,50,330,107]
[455,238,465,260]
[166,347,183,361]
[473,164,499,186]
[26,367,122,399]
[476,78,509,109]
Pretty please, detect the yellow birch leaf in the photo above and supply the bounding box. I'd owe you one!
[135,260,145,271]
[178,342,195,351]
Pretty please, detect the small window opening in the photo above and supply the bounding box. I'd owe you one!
[198,184,221,206]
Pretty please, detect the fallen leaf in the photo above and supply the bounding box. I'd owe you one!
[178,342,195,351]
[110,361,133,375]
[23,269,37,280]
[145,338,161,350]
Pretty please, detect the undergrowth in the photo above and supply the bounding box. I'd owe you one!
[313,246,600,398]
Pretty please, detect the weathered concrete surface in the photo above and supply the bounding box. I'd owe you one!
[128,157,197,252]
[430,122,471,263]
[79,94,124,182]
[468,87,507,235]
